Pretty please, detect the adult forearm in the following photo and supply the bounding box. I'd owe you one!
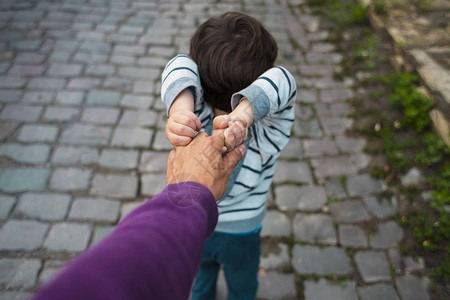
[31,182,218,300]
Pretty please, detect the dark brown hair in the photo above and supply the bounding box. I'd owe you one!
[189,12,278,112]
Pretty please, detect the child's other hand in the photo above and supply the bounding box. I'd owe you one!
[166,111,202,147]
[213,115,248,153]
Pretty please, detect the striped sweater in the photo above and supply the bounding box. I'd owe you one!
[161,54,297,233]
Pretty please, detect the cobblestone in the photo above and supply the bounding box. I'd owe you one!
[261,211,291,237]
[15,193,70,220]
[90,174,138,199]
[303,138,338,157]
[111,127,152,148]
[357,283,399,300]
[0,220,49,250]
[119,110,157,127]
[355,250,391,283]
[347,174,386,197]
[55,91,85,106]
[44,223,91,252]
[304,279,357,300]
[395,276,429,300]
[273,161,312,184]
[50,168,92,191]
[0,259,41,289]
[0,104,43,122]
[339,225,368,248]
[330,200,370,223]
[257,272,297,300]
[51,146,99,165]
[0,195,15,219]
[260,242,290,269]
[276,185,327,211]
[0,122,19,140]
[293,214,337,245]
[69,198,120,222]
[370,221,404,249]
[0,143,50,163]
[139,151,169,173]
[91,225,115,245]
[311,156,358,178]
[17,124,59,142]
[81,107,120,124]
[22,91,54,104]
[0,168,51,192]
[292,245,352,275]
[61,124,111,145]
[141,173,167,197]
[85,89,121,106]
[363,196,397,219]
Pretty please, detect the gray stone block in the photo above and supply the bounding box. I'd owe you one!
[91,225,115,246]
[99,149,139,169]
[330,200,370,223]
[68,77,102,90]
[0,291,32,300]
[15,52,45,64]
[152,130,173,150]
[292,245,352,275]
[0,220,49,250]
[139,151,170,172]
[43,106,80,121]
[0,90,22,103]
[400,167,422,186]
[119,110,158,127]
[339,225,367,248]
[0,258,41,288]
[370,221,404,249]
[0,122,19,141]
[0,104,43,122]
[395,276,430,300]
[69,198,120,222]
[120,201,145,221]
[50,168,92,191]
[44,223,92,252]
[261,210,291,237]
[320,88,354,102]
[324,177,347,198]
[111,127,152,147]
[0,143,50,163]
[47,63,83,77]
[85,64,115,76]
[82,107,120,124]
[320,117,347,135]
[315,102,350,116]
[303,138,338,157]
[280,137,303,160]
[0,168,51,192]
[17,124,59,142]
[355,250,391,283]
[0,195,15,219]
[27,78,67,90]
[335,135,366,153]
[55,91,85,106]
[357,283,399,300]
[52,146,99,165]
[15,192,71,220]
[141,173,167,197]
[86,89,122,106]
[256,272,296,300]
[363,196,397,219]
[311,156,358,178]
[346,174,386,197]
[91,174,138,199]
[61,124,112,145]
[295,105,314,120]
[22,91,54,104]
[304,279,357,300]
[293,213,337,244]
[121,95,153,109]
[260,242,290,269]
[273,161,312,184]
[276,185,327,211]
[133,80,154,94]
[293,119,322,138]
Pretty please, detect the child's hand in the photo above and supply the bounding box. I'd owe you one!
[213,115,248,152]
[166,111,202,147]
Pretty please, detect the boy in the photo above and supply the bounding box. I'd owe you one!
[161,12,297,300]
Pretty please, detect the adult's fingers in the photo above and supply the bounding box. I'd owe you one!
[209,129,226,152]
[223,144,246,171]
[213,115,231,130]
[166,149,176,184]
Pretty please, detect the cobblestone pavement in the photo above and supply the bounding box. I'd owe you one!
[0,0,431,299]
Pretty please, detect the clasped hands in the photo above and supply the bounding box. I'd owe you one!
[166,99,254,200]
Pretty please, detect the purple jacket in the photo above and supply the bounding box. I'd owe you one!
[31,182,218,300]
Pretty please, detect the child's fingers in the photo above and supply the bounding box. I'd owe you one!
[166,131,192,146]
[170,121,196,137]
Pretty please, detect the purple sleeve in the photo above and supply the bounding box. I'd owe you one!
[31,182,218,300]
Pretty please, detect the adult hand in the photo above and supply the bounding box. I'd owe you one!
[166,131,246,200]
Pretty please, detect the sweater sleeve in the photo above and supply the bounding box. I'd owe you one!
[231,67,297,156]
[161,54,203,116]
[31,182,218,300]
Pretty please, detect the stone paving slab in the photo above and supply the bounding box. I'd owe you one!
[0,0,431,299]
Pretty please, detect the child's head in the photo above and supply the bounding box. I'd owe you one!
[190,12,278,113]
